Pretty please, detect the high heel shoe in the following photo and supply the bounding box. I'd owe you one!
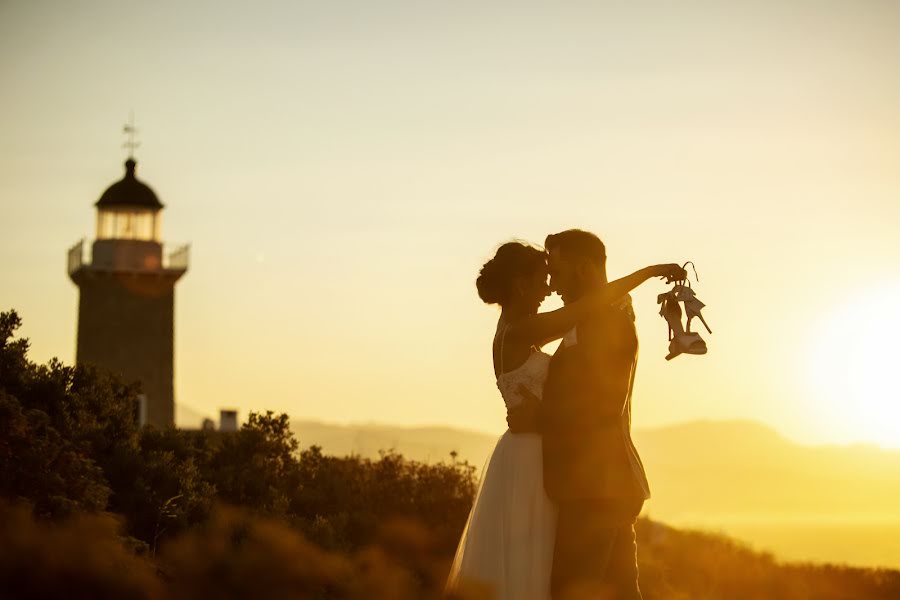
[658,290,707,360]
[667,331,707,361]
[675,284,712,335]
[659,261,710,360]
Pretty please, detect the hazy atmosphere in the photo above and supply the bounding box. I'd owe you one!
[4,0,900,448]
[3,1,900,596]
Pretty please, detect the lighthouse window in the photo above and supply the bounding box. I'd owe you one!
[97,209,159,241]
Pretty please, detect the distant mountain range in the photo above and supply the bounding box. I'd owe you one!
[178,406,900,520]
[177,406,900,566]
[289,419,499,466]
[281,417,900,567]
[282,418,900,518]
[632,420,900,521]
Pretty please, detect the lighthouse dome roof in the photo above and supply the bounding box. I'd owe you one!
[96,158,163,210]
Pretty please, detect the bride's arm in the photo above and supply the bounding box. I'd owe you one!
[507,264,684,348]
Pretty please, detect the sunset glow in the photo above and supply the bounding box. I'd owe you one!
[808,285,900,448]
[2,1,899,447]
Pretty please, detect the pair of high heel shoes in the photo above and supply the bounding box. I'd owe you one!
[658,263,711,361]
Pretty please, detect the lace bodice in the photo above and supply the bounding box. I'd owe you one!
[497,351,552,410]
[495,321,552,410]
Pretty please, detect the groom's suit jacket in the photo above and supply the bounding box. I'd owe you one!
[539,297,651,506]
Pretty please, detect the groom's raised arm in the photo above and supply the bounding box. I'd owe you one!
[507,264,684,349]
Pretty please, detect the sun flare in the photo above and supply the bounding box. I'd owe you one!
[808,285,900,448]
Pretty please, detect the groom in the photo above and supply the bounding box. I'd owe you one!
[510,229,650,600]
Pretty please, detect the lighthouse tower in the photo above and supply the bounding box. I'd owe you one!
[67,149,189,428]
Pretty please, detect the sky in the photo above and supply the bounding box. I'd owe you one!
[2,0,899,447]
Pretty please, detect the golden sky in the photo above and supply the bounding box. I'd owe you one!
[2,1,899,447]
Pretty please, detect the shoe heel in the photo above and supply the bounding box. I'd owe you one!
[697,313,712,335]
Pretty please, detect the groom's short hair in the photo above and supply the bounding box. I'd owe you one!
[544,229,606,266]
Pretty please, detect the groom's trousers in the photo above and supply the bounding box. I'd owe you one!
[551,500,643,600]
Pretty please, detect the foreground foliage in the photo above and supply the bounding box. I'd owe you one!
[2,309,899,599]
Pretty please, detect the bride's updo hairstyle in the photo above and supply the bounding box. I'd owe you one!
[476,241,546,306]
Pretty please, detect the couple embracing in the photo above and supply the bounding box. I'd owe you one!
[446,230,686,600]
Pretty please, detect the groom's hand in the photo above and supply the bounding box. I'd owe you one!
[506,404,538,433]
[506,385,542,433]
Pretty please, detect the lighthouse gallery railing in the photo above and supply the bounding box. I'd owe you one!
[67,239,190,275]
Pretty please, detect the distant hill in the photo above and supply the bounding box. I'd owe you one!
[287,418,900,568]
[286,418,900,516]
[289,419,498,465]
[632,420,900,521]
[177,410,900,566]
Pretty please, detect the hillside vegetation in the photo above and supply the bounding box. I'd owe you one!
[3,309,900,599]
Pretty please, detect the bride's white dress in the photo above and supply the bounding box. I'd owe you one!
[445,323,557,600]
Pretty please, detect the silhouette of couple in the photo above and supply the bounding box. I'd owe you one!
[446,230,686,600]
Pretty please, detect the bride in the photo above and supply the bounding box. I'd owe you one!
[445,240,683,600]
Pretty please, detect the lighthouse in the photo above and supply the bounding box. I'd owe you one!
[67,148,189,428]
